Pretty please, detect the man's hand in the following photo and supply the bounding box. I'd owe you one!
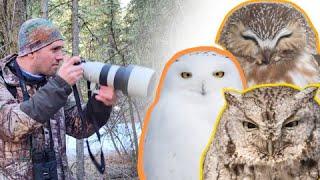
[95,86,117,106]
[57,56,83,85]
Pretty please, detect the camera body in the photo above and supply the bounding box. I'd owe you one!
[78,60,155,97]
[32,148,58,180]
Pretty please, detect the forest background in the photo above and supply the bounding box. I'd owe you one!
[1,0,319,179]
[0,0,179,179]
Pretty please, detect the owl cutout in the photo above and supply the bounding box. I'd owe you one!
[216,0,320,87]
[201,84,320,180]
[137,46,247,180]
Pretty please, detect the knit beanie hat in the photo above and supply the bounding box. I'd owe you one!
[18,18,64,57]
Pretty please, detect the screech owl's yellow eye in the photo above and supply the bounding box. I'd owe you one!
[180,72,192,79]
[213,71,225,78]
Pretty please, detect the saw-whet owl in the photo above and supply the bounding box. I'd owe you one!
[217,2,320,86]
[142,48,246,180]
[203,85,320,179]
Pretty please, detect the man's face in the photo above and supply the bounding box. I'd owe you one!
[33,40,64,76]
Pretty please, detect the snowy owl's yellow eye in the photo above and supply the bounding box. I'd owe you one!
[180,72,192,79]
[213,71,225,78]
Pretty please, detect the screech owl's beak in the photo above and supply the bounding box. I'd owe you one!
[267,140,273,156]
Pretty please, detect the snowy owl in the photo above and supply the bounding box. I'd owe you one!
[139,47,247,180]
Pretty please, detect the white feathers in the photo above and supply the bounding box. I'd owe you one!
[143,51,245,180]
[242,28,293,49]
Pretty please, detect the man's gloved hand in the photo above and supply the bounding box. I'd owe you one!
[95,86,117,106]
[57,56,83,85]
[80,85,115,137]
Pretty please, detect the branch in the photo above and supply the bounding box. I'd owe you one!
[0,43,10,54]
[106,125,122,158]
[77,15,99,41]
[48,1,69,14]
[132,100,142,127]
[108,2,127,66]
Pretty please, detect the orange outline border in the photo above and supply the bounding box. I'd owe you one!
[137,46,248,180]
[215,0,320,53]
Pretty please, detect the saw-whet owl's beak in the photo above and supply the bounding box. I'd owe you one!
[258,48,273,65]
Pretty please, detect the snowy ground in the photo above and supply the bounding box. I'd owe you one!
[66,123,141,159]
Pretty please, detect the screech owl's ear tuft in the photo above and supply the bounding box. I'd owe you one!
[224,90,243,107]
[313,54,320,66]
[294,86,318,104]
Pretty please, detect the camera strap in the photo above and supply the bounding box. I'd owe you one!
[0,70,17,98]
[72,83,105,174]
[13,60,30,101]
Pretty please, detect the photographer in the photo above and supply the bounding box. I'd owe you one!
[0,18,116,179]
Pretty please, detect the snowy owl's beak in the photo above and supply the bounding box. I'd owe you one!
[201,83,207,96]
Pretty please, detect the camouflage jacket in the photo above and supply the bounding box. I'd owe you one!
[0,54,112,180]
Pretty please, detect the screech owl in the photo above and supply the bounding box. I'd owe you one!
[203,85,320,179]
[217,2,320,86]
[142,49,246,180]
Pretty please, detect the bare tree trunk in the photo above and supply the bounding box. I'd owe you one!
[132,100,143,126]
[122,109,134,154]
[40,0,49,18]
[71,0,85,179]
[128,97,139,159]
[106,0,139,164]
[71,0,79,56]
[0,0,26,57]
[106,125,122,158]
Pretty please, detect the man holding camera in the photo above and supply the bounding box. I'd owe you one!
[0,18,116,179]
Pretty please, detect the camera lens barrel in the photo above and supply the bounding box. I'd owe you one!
[81,62,155,97]
[99,64,133,94]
